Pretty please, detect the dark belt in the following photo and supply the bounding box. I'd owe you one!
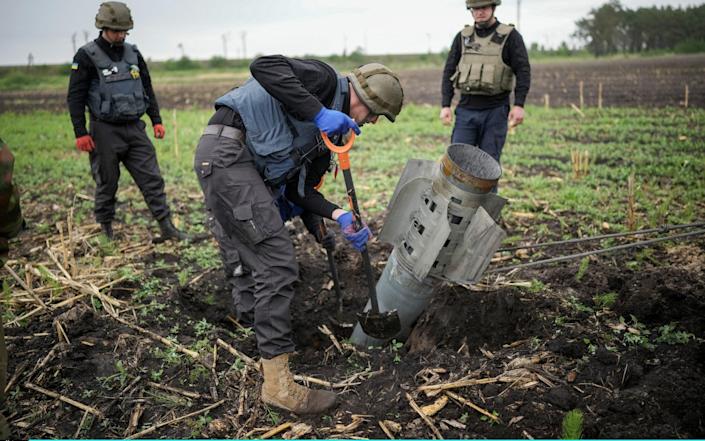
[203,124,245,142]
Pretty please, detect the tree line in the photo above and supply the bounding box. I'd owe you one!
[573,0,705,56]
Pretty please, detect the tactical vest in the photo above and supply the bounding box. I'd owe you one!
[215,75,348,191]
[451,23,515,96]
[83,41,149,122]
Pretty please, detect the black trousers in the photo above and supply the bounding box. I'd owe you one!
[89,119,170,223]
[195,133,298,359]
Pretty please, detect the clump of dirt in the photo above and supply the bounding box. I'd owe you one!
[406,287,551,354]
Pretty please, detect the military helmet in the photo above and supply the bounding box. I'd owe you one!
[95,2,134,31]
[347,63,404,122]
[466,0,501,8]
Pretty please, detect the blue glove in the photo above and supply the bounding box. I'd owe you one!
[314,107,361,136]
[336,211,370,251]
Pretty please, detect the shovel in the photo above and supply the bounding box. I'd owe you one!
[316,221,344,315]
[322,131,401,339]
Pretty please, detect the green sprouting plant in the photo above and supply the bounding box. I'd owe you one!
[96,234,117,256]
[153,346,183,366]
[182,243,221,269]
[389,339,404,363]
[229,357,246,372]
[593,292,618,309]
[147,389,190,407]
[479,410,500,425]
[264,406,281,426]
[116,265,140,282]
[177,268,192,286]
[169,323,181,335]
[91,296,104,311]
[189,365,210,384]
[575,257,590,282]
[561,409,584,439]
[150,368,164,382]
[527,279,545,293]
[618,315,654,350]
[568,296,593,314]
[194,318,215,338]
[234,326,255,338]
[133,277,162,302]
[655,323,695,345]
[189,414,213,438]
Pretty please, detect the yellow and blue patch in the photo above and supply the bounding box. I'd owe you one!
[71,62,79,70]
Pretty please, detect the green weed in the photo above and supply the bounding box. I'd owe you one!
[593,292,618,309]
[575,257,590,282]
[655,323,695,345]
[389,339,404,363]
[561,409,584,439]
[194,318,215,338]
[188,414,213,438]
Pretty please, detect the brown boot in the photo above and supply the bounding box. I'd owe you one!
[261,353,337,415]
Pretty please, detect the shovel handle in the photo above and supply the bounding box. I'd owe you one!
[321,131,355,154]
[321,131,380,314]
[321,131,355,171]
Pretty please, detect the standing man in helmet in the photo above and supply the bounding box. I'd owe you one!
[440,0,531,189]
[194,55,404,415]
[67,2,188,241]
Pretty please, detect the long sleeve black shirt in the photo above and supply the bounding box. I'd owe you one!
[208,55,344,219]
[441,20,531,109]
[67,35,162,138]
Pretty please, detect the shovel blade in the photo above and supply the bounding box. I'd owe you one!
[356,309,402,339]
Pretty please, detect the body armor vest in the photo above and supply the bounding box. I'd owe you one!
[451,23,515,96]
[83,41,148,122]
[215,75,348,190]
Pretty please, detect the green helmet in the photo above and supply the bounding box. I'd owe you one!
[347,63,404,122]
[95,1,134,31]
[466,0,501,8]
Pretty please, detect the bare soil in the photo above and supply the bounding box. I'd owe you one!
[1,54,704,113]
[5,211,705,439]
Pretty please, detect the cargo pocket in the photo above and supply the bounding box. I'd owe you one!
[133,90,148,115]
[100,99,111,119]
[196,160,213,179]
[453,64,470,89]
[231,200,283,246]
[112,93,139,119]
[480,64,495,93]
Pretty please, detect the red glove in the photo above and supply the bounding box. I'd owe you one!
[153,124,166,139]
[75,135,95,152]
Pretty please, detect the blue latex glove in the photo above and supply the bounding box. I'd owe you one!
[314,107,361,136]
[336,211,370,251]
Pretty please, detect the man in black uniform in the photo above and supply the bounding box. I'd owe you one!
[67,1,187,241]
[194,55,404,414]
[440,0,531,189]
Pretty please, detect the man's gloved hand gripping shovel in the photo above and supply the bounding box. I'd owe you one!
[322,131,401,339]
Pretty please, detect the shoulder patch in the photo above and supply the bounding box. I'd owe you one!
[71,62,79,70]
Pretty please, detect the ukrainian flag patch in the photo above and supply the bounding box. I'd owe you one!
[71,62,79,70]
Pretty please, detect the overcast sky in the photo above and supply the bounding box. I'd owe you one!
[2,0,702,66]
